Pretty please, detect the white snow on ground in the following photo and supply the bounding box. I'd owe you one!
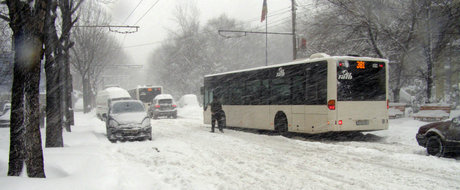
[1,108,460,190]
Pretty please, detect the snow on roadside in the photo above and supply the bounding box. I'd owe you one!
[0,108,459,190]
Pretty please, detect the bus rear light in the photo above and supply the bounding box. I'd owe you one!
[338,120,343,125]
[328,100,336,110]
[155,105,160,108]
[387,100,389,109]
[172,105,177,108]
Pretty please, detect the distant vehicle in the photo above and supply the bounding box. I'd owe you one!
[96,87,131,121]
[2,102,10,115]
[128,86,162,108]
[178,94,200,108]
[0,109,10,127]
[416,116,460,157]
[150,94,177,119]
[106,100,152,142]
[202,53,389,134]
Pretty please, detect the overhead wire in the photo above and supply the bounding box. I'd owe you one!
[122,0,145,24]
[133,0,160,25]
[231,7,291,28]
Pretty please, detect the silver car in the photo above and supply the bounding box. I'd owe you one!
[0,109,10,128]
[106,100,152,142]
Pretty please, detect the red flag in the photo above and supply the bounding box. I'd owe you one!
[261,0,267,22]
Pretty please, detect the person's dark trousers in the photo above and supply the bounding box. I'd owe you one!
[211,114,217,132]
[211,112,223,133]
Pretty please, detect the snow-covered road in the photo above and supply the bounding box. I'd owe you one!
[1,107,460,190]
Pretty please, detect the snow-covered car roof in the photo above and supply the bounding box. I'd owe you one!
[104,87,131,99]
[2,103,11,110]
[154,94,174,100]
[0,109,10,120]
[110,99,144,107]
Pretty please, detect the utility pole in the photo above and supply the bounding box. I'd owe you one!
[292,0,297,60]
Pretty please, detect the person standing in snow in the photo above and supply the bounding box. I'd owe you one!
[210,94,223,133]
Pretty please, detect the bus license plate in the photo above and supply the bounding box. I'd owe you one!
[356,120,369,125]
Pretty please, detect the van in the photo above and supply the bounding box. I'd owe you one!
[96,87,131,120]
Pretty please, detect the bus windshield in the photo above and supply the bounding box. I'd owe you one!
[337,61,386,101]
[139,88,161,103]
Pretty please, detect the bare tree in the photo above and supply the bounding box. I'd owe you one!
[70,0,121,112]
[0,6,12,87]
[3,0,47,178]
[301,0,424,102]
[44,0,82,147]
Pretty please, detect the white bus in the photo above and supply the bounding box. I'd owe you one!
[128,86,162,108]
[202,53,389,134]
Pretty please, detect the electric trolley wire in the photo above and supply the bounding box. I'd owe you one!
[231,7,291,28]
[133,0,160,25]
[123,0,145,24]
[123,40,164,48]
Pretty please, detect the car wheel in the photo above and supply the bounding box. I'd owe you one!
[426,135,444,157]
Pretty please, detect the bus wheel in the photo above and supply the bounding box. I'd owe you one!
[274,112,288,135]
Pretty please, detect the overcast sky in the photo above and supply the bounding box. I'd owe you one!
[109,0,293,66]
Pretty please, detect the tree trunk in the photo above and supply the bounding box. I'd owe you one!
[392,88,400,103]
[6,0,47,178]
[45,57,63,147]
[82,75,91,113]
[44,0,63,147]
[24,36,46,178]
[7,32,26,177]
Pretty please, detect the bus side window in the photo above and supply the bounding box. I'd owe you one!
[292,75,305,105]
[305,63,327,105]
[246,80,261,105]
[260,79,270,105]
[271,78,290,105]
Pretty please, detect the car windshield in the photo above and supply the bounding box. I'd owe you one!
[158,99,172,104]
[111,102,144,114]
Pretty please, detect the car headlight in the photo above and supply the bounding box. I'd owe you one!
[109,119,120,128]
[141,117,151,128]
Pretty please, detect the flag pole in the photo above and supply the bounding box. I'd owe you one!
[265,10,268,66]
[261,0,268,66]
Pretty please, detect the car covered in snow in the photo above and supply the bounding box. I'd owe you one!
[106,100,152,142]
[178,94,200,108]
[0,109,10,127]
[96,87,132,121]
[416,116,460,156]
[2,102,11,115]
[149,94,177,119]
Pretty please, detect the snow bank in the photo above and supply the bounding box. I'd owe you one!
[0,109,459,190]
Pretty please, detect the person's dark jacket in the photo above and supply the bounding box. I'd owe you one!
[210,99,222,115]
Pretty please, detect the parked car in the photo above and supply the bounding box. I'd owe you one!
[106,100,152,142]
[149,94,177,119]
[416,116,460,156]
[2,102,11,115]
[0,109,10,127]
